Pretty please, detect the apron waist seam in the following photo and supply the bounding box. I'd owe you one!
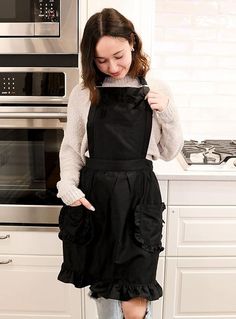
[85,157,153,171]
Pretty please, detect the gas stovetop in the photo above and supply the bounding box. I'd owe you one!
[179,139,236,171]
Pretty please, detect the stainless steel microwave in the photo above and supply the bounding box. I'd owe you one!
[0,0,78,53]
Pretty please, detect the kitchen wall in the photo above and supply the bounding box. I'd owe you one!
[151,0,236,139]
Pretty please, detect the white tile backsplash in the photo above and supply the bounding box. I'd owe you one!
[152,0,236,139]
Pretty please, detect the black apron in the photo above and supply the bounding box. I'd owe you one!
[58,77,166,301]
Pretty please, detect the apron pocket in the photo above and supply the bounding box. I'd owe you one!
[58,205,93,245]
[134,202,166,253]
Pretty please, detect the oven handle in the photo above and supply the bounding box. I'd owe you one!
[0,234,10,240]
[0,112,67,119]
[0,116,66,128]
[0,259,12,265]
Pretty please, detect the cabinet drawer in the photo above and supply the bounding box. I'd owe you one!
[167,206,236,256]
[0,255,81,318]
[168,180,236,205]
[0,228,62,255]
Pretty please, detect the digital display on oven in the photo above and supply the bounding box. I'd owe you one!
[0,72,65,96]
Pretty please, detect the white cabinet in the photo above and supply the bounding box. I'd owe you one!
[168,180,236,206]
[0,229,81,319]
[167,206,236,256]
[164,180,236,319]
[164,257,236,319]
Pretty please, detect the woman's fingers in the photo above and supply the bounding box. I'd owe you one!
[79,197,96,211]
[70,197,95,211]
[146,90,169,112]
[70,199,82,206]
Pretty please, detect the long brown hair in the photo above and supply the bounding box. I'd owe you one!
[80,8,150,104]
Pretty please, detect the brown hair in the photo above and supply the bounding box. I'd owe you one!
[80,8,150,104]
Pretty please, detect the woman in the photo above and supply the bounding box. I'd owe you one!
[57,8,183,319]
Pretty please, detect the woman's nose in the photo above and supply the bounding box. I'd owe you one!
[108,60,118,72]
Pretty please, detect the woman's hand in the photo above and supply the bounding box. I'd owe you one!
[146,90,169,112]
[70,197,95,211]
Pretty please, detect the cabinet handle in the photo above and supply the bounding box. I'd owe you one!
[0,234,10,240]
[0,259,12,265]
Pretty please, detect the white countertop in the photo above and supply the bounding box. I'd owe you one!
[153,154,236,181]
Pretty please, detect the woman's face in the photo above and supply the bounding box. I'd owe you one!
[94,36,133,79]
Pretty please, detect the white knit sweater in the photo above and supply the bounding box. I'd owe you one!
[56,75,183,205]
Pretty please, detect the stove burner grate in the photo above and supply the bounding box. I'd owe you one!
[181,140,236,165]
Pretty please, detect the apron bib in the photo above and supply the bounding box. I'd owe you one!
[58,77,165,301]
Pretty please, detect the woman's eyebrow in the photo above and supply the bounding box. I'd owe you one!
[95,49,124,59]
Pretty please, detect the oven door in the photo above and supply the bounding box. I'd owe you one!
[0,118,64,207]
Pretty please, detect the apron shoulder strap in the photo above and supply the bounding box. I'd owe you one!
[138,76,148,86]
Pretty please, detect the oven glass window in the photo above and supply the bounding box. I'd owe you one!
[0,129,63,205]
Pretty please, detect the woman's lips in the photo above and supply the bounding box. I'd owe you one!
[110,71,121,77]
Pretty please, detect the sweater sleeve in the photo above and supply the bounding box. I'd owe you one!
[56,84,88,205]
[149,78,184,161]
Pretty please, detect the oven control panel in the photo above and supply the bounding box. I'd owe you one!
[0,72,65,96]
[36,0,60,22]
[1,76,15,96]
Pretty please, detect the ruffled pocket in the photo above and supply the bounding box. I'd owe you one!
[134,202,166,253]
[58,205,93,245]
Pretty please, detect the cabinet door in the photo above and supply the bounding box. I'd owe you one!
[83,257,165,319]
[164,257,236,319]
[0,255,81,319]
[167,206,236,256]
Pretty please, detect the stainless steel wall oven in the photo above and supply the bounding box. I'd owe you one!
[0,0,78,53]
[0,118,64,226]
[0,65,77,226]
[0,0,79,228]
